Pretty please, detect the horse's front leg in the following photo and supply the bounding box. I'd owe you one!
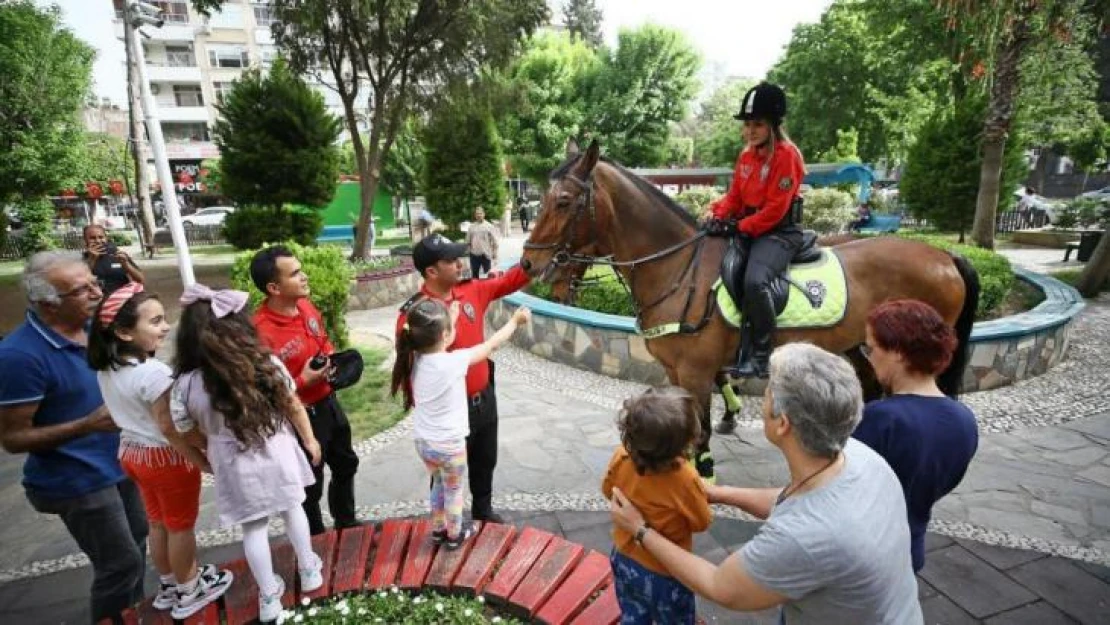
[674,369,717,483]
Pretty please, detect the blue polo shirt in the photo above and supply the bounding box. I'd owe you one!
[852,394,978,572]
[0,311,123,499]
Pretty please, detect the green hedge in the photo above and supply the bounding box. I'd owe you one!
[229,240,353,347]
[528,266,635,316]
[223,205,324,250]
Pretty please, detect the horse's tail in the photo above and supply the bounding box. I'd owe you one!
[938,253,980,398]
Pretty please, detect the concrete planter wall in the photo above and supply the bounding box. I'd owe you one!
[348,264,421,310]
[1011,230,1081,248]
[488,268,1085,394]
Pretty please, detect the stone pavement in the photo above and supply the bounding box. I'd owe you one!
[1,234,1109,623]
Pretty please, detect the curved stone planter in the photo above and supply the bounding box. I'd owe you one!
[348,264,421,310]
[488,267,1085,393]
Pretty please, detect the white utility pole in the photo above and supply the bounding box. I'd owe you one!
[126,0,195,286]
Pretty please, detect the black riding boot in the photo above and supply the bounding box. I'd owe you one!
[734,290,774,379]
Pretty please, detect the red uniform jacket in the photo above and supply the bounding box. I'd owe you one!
[396,266,530,397]
[710,141,806,237]
[254,298,336,406]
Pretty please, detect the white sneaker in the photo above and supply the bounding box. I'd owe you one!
[258,575,285,623]
[152,581,176,610]
[298,553,324,593]
[171,565,234,619]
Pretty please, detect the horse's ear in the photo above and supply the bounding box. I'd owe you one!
[582,139,600,174]
[565,137,580,158]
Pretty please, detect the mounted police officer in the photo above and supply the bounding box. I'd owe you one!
[703,82,805,379]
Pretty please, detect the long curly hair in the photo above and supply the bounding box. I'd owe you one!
[173,300,297,450]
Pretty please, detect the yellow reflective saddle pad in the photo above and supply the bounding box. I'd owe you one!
[715,250,848,329]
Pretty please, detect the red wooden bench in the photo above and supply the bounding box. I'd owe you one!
[102,519,624,624]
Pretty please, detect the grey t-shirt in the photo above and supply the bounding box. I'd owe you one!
[740,439,923,625]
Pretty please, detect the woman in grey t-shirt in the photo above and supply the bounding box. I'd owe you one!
[610,343,922,624]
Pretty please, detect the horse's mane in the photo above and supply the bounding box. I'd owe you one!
[551,153,698,228]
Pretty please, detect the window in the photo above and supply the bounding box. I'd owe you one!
[165,46,194,67]
[208,47,249,68]
[213,81,234,102]
[162,122,209,142]
[156,1,189,24]
[253,4,278,27]
[209,4,244,29]
[173,84,204,107]
[259,47,278,69]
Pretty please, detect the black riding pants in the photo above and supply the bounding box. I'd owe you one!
[302,393,360,534]
[741,227,803,297]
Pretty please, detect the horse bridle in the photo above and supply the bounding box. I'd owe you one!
[522,168,715,335]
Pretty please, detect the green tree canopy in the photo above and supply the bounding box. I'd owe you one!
[72,132,135,192]
[423,94,506,230]
[692,78,756,167]
[212,59,342,211]
[563,0,604,48]
[0,1,93,201]
[582,25,701,166]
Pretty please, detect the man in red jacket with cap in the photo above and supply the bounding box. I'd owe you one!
[251,245,360,535]
[396,234,530,523]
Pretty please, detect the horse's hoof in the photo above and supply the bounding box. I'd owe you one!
[714,418,737,435]
[695,452,716,484]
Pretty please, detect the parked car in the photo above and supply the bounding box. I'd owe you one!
[181,206,234,227]
[1079,186,1110,204]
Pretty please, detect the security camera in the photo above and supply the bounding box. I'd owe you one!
[129,1,165,28]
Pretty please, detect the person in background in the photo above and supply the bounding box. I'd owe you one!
[0,251,147,623]
[517,194,531,232]
[348,211,376,254]
[396,234,531,523]
[83,224,144,296]
[602,386,711,625]
[250,246,361,535]
[853,299,979,572]
[609,343,923,625]
[465,207,499,279]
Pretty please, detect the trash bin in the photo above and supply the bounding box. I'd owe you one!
[1078,230,1103,263]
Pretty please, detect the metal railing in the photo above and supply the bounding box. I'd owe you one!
[996,210,1050,233]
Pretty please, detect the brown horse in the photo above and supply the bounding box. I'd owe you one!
[521,140,980,480]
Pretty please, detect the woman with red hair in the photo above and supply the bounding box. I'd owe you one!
[853,299,979,572]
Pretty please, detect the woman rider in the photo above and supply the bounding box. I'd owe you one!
[704,82,805,379]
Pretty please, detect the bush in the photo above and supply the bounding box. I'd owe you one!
[1053,204,1080,230]
[674,186,722,219]
[801,187,856,234]
[529,266,635,316]
[1070,197,1108,229]
[230,240,353,347]
[895,233,1015,318]
[423,94,506,229]
[868,192,900,215]
[223,205,324,250]
[107,231,132,247]
[16,197,56,253]
[280,589,523,624]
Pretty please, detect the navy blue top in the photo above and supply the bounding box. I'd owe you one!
[0,311,123,499]
[852,394,978,571]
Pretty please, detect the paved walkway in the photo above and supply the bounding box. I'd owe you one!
[1,234,1109,623]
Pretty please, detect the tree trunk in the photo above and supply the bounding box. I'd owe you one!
[1076,227,1110,297]
[124,15,157,256]
[969,4,1034,250]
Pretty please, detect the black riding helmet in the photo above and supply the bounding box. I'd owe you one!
[733,82,787,125]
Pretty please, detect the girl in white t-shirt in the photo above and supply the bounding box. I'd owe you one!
[391,299,530,549]
[88,284,232,620]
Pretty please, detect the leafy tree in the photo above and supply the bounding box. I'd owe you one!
[1069,122,1110,191]
[0,1,93,202]
[582,25,701,166]
[423,95,506,231]
[816,128,862,163]
[664,136,694,166]
[195,0,549,259]
[562,0,604,48]
[16,197,56,253]
[73,133,135,192]
[198,158,223,195]
[380,117,424,202]
[497,32,597,184]
[212,59,341,212]
[901,98,1027,242]
[692,78,756,167]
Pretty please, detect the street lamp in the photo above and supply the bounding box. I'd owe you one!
[126,0,195,286]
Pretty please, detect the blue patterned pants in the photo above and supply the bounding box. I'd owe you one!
[610,549,695,625]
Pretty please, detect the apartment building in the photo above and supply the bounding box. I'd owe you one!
[112,0,363,197]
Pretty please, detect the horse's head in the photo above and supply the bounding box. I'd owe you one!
[521,138,607,282]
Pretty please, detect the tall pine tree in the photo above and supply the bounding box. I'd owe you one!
[563,0,604,48]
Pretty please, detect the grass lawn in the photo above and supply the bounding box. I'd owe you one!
[335,346,407,440]
[0,259,24,278]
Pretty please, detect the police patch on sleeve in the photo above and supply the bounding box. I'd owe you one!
[779,176,793,190]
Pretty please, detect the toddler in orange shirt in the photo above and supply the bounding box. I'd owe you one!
[602,386,711,625]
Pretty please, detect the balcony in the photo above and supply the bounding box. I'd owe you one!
[158,106,209,123]
[163,141,219,160]
[113,21,196,43]
[146,64,202,82]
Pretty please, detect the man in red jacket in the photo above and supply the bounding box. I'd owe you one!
[705,82,805,379]
[251,246,360,535]
[396,234,530,523]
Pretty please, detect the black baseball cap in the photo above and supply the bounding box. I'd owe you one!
[413,234,468,274]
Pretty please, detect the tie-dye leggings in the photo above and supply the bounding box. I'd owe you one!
[415,438,468,538]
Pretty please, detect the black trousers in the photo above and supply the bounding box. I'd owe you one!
[741,227,802,295]
[470,254,492,279]
[519,212,530,231]
[302,393,360,534]
[466,362,500,516]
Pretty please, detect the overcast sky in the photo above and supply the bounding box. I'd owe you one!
[41,0,833,107]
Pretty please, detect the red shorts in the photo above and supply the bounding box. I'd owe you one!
[120,444,202,532]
